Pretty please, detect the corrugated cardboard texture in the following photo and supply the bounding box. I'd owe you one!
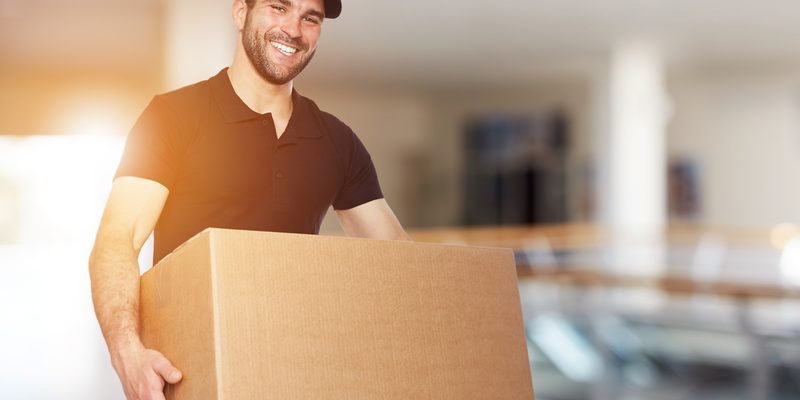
[141,228,534,400]
[140,232,219,399]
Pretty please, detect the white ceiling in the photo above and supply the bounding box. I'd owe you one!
[308,0,800,85]
[3,0,800,85]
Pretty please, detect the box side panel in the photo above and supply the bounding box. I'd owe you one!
[212,230,533,400]
[140,232,219,400]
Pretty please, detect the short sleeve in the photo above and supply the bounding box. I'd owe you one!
[332,131,384,210]
[114,96,180,189]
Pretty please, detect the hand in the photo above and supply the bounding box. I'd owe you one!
[113,345,183,400]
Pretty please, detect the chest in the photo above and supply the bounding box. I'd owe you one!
[173,119,343,213]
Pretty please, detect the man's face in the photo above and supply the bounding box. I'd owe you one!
[242,0,324,85]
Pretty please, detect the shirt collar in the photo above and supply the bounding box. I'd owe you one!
[286,88,322,139]
[210,68,322,140]
[210,68,261,123]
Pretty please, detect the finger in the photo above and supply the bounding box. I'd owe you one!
[142,370,168,400]
[150,387,167,400]
[146,388,167,400]
[151,355,183,384]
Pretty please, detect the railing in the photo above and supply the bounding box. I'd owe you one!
[410,224,800,400]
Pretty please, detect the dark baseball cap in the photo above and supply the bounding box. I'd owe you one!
[324,0,341,18]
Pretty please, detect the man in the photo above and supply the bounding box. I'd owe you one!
[89,0,409,398]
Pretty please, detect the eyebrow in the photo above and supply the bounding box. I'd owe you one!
[275,0,324,19]
[306,8,324,19]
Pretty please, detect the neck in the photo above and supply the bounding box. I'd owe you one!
[227,50,293,116]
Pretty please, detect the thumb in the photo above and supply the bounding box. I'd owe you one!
[152,355,183,384]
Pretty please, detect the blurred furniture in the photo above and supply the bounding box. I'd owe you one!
[409,224,800,400]
[462,113,569,226]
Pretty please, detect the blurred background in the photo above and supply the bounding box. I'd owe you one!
[2,0,800,398]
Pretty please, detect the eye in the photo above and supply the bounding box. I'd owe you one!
[303,16,321,24]
[270,5,286,13]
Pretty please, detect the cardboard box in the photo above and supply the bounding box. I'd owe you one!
[140,228,534,399]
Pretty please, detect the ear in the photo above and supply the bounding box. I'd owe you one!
[232,0,247,31]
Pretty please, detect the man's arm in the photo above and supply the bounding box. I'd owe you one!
[335,198,411,241]
[89,176,181,400]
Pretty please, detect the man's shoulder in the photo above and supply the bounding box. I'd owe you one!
[296,92,353,138]
[151,77,214,116]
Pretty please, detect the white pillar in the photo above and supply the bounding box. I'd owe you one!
[163,0,237,89]
[594,42,671,275]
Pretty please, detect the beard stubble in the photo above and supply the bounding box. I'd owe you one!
[242,14,316,85]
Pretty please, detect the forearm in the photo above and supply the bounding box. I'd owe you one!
[89,235,145,364]
[389,227,412,241]
[336,199,412,241]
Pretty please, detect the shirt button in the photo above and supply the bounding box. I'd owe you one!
[262,118,270,126]
[275,172,284,178]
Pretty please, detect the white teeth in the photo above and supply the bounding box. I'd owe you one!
[270,41,297,55]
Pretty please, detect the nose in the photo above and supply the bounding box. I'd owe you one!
[280,15,302,39]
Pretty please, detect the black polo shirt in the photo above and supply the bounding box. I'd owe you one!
[115,68,383,263]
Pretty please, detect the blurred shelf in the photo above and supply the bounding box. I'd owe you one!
[409,223,800,300]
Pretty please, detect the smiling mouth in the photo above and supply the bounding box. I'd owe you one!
[270,41,298,56]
